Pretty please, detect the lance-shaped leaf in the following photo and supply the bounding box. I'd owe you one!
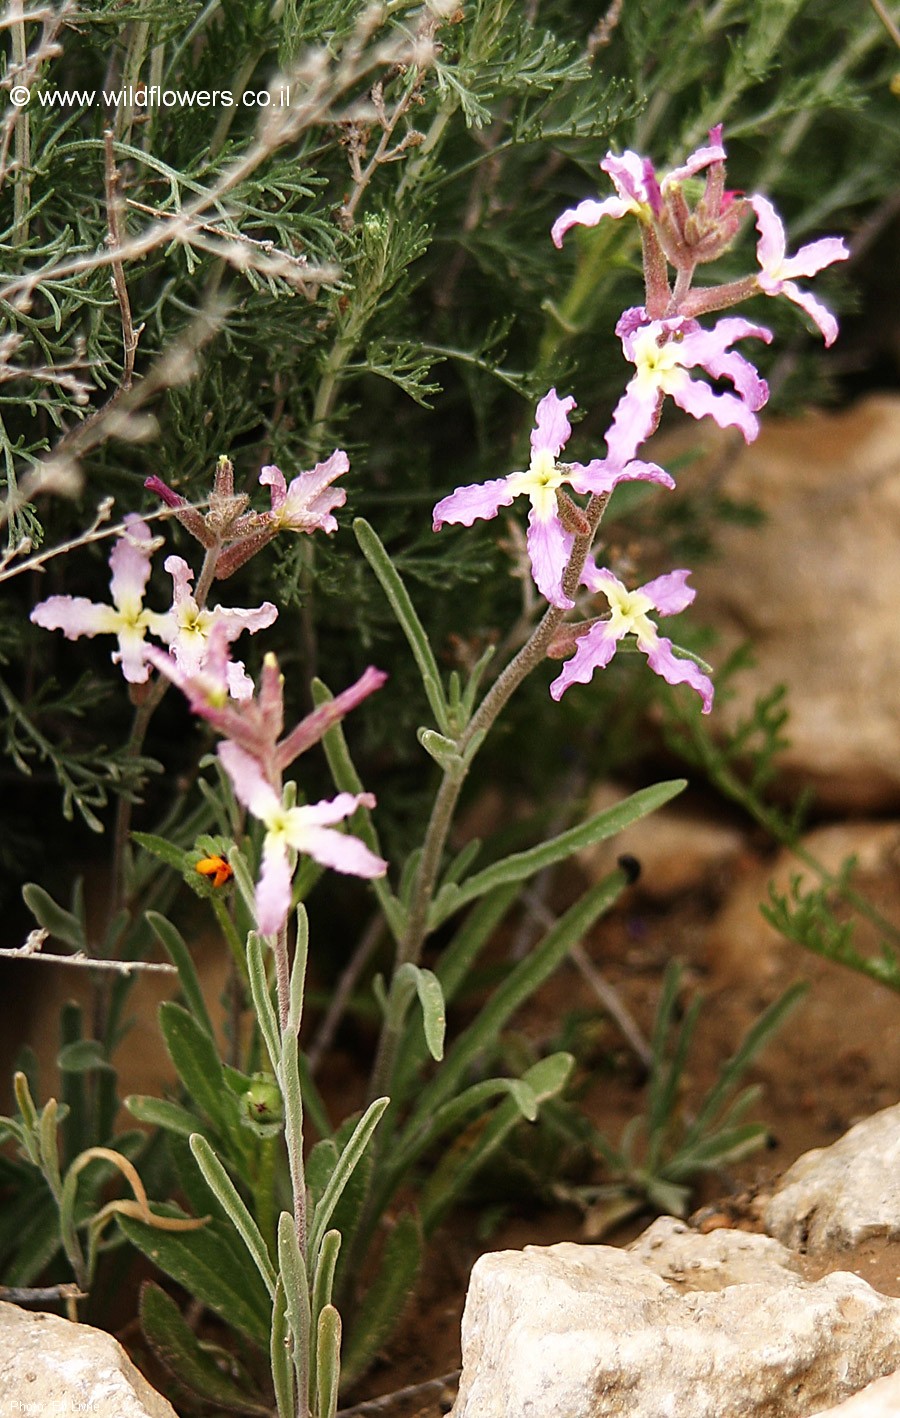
[420,1052,574,1231]
[307,1096,389,1270]
[119,1212,272,1348]
[277,1209,310,1405]
[270,1276,295,1418]
[246,932,280,1073]
[22,882,85,950]
[189,1134,276,1298]
[148,913,215,1040]
[316,1303,342,1418]
[429,779,686,928]
[354,517,449,734]
[408,867,630,1134]
[390,963,446,1062]
[140,1280,270,1415]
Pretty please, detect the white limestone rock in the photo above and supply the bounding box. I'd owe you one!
[451,1218,900,1418]
[0,1300,178,1418]
[766,1103,900,1253]
[809,1368,900,1416]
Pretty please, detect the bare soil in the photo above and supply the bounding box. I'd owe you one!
[342,829,900,1418]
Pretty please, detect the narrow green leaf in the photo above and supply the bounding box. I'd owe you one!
[420,1053,574,1231]
[289,906,308,1036]
[38,1098,62,1200]
[307,1097,389,1267]
[428,780,686,928]
[247,932,280,1073]
[353,518,449,734]
[682,982,807,1149]
[417,726,462,769]
[315,1304,341,1418]
[140,1281,270,1414]
[159,1002,232,1143]
[189,1134,276,1299]
[339,1213,422,1389]
[2,1193,63,1286]
[131,831,191,875]
[148,913,215,1040]
[398,964,445,1061]
[277,1210,310,1405]
[393,1075,539,1178]
[125,1095,212,1142]
[56,1040,109,1074]
[22,883,85,950]
[13,1073,39,1165]
[408,869,628,1132]
[271,1276,296,1418]
[311,1228,341,1326]
[119,1212,272,1349]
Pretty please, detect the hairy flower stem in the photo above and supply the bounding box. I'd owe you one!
[273,922,308,1264]
[366,494,609,1107]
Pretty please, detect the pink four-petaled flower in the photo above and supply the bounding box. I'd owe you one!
[260,453,348,535]
[31,515,160,684]
[433,389,674,608]
[604,307,772,466]
[550,559,713,712]
[551,132,727,248]
[218,740,387,935]
[749,195,849,347]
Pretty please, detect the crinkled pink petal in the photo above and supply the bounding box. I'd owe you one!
[600,150,649,205]
[113,624,153,684]
[295,822,387,879]
[163,555,194,607]
[227,660,255,701]
[531,389,575,459]
[276,451,349,534]
[259,464,287,511]
[750,194,786,273]
[642,633,713,713]
[779,235,849,282]
[674,322,771,409]
[218,740,281,820]
[109,515,154,613]
[603,382,664,467]
[569,456,675,497]
[640,568,696,616]
[779,281,840,347]
[294,790,376,828]
[549,620,622,701]
[668,370,762,443]
[31,595,120,640]
[579,559,622,597]
[276,666,387,770]
[526,506,573,609]
[551,196,636,248]
[433,477,517,530]
[212,601,279,641]
[665,136,727,187]
[255,834,293,936]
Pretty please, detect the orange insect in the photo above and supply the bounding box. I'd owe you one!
[194,854,234,889]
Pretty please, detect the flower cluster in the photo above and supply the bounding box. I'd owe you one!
[434,126,848,713]
[31,450,387,937]
[30,514,277,692]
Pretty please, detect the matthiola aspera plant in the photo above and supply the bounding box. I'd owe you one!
[3,116,850,1418]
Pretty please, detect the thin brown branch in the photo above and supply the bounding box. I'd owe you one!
[104,130,141,392]
[2,928,177,974]
[336,1370,461,1418]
